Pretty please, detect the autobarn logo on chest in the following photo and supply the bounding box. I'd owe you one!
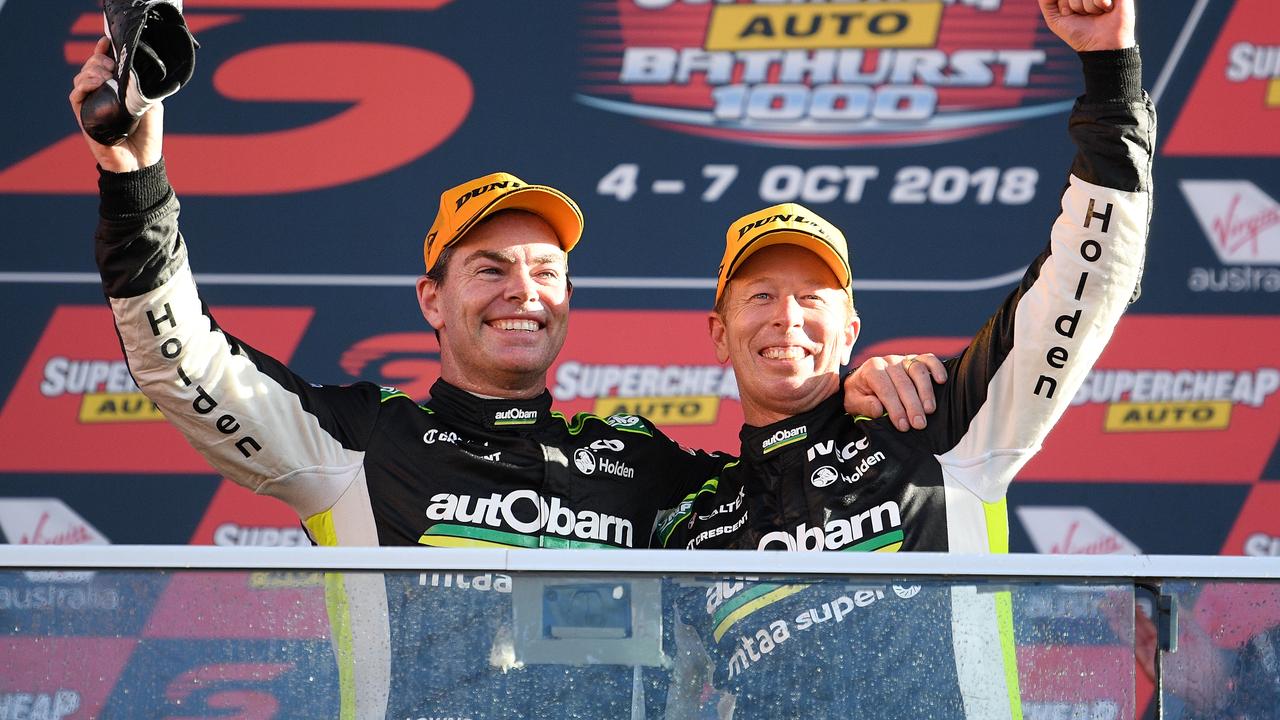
[493,408,538,426]
[758,500,904,552]
[762,425,807,454]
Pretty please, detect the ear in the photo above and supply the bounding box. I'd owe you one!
[839,311,860,366]
[708,311,730,364]
[417,275,444,330]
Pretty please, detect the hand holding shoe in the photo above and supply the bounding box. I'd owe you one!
[70,37,163,172]
[78,0,195,147]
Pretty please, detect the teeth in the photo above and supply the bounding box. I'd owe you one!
[761,346,806,360]
[490,319,540,332]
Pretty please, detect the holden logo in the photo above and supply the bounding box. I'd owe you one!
[893,584,922,599]
[573,448,596,475]
[810,465,839,488]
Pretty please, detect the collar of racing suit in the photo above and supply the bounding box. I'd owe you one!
[427,379,556,432]
[738,390,844,462]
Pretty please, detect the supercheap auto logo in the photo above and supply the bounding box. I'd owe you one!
[1223,486,1280,557]
[553,360,739,426]
[552,310,742,451]
[1165,0,1280,156]
[576,0,1079,148]
[39,357,162,424]
[1071,366,1279,433]
[0,306,311,473]
[1020,316,1280,483]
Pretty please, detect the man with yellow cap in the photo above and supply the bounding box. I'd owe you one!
[659,1,1153,717]
[67,34,941,718]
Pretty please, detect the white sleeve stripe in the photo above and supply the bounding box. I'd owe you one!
[938,175,1148,501]
[110,262,362,517]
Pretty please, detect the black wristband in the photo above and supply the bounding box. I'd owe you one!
[98,159,170,219]
[1079,47,1144,103]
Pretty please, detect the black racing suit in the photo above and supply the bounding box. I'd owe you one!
[657,49,1154,720]
[94,164,732,718]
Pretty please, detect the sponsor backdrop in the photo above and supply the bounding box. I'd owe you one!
[1,0,1277,716]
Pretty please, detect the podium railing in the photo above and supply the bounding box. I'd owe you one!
[2,547,1277,719]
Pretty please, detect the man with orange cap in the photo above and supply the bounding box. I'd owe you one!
[660,1,1153,717]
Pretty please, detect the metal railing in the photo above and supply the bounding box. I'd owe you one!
[2,547,1277,720]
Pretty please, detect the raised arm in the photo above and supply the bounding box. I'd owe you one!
[925,0,1153,500]
[70,42,379,521]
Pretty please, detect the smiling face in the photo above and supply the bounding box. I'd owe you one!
[417,210,571,398]
[711,244,859,426]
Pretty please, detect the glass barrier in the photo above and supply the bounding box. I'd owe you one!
[1154,580,1280,720]
[0,549,1276,720]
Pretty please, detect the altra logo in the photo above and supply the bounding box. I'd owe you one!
[1015,506,1141,555]
[757,500,902,551]
[493,408,538,426]
[424,490,635,547]
[761,425,806,454]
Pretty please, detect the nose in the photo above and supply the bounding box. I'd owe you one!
[505,268,542,306]
[773,295,804,329]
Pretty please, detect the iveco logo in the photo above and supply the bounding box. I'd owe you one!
[810,466,839,488]
[573,448,596,475]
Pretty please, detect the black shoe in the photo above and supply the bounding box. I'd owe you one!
[80,0,197,146]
